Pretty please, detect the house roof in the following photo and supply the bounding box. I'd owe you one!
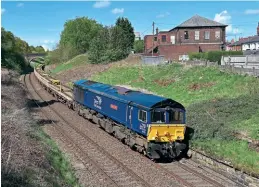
[229,40,245,47]
[229,35,259,46]
[173,15,227,29]
[242,35,259,44]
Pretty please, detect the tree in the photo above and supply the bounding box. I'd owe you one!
[115,17,135,50]
[35,46,45,53]
[88,27,110,64]
[1,27,16,52]
[133,40,144,53]
[109,26,129,61]
[60,17,101,56]
[1,27,29,72]
[14,37,31,54]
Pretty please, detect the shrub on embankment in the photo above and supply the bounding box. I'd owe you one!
[92,63,259,175]
[189,51,243,64]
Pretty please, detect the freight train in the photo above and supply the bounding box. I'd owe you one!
[34,65,188,160]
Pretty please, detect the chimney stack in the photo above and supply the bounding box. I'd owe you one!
[257,22,259,36]
[156,27,158,35]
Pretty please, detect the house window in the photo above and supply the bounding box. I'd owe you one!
[162,35,166,42]
[154,36,157,41]
[215,31,220,39]
[195,31,199,40]
[138,110,147,123]
[205,31,210,40]
[184,31,189,39]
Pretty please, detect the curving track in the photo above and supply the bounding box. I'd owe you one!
[24,73,152,187]
[23,71,247,187]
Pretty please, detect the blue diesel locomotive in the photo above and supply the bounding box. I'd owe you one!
[73,79,187,159]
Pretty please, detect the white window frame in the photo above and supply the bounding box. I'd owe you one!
[138,110,147,123]
[205,31,210,40]
[195,31,199,40]
[215,31,220,39]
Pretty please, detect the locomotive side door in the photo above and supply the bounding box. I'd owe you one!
[127,106,133,129]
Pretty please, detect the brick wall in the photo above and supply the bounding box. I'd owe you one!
[144,35,159,52]
[155,27,226,45]
[159,44,221,60]
[144,26,226,59]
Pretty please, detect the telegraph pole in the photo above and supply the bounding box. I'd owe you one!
[152,21,155,56]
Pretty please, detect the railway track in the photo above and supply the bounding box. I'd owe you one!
[158,160,245,187]
[25,70,250,187]
[24,73,152,187]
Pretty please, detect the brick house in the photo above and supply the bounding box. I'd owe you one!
[144,15,227,60]
[227,23,259,51]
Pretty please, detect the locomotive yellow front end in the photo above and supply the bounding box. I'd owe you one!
[146,108,187,160]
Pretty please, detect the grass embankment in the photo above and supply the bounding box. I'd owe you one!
[92,64,259,175]
[1,70,80,187]
[50,54,89,74]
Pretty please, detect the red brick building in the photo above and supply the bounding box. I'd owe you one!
[144,15,227,60]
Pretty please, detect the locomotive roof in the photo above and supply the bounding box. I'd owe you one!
[74,79,184,110]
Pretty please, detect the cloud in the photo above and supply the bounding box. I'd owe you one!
[244,9,259,15]
[156,12,170,18]
[214,10,231,24]
[214,10,240,34]
[17,3,24,7]
[93,0,110,8]
[111,8,124,14]
[1,8,6,15]
[43,40,55,44]
[42,44,52,51]
[226,25,240,34]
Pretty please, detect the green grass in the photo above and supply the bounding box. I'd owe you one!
[193,139,259,175]
[92,63,259,175]
[51,54,89,74]
[234,111,259,140]
[36,129,80,187]
[92,64,259,106]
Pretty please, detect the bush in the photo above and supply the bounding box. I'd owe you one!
[187,94,259,141]
[134,40,144,53]
[189,51,243,63]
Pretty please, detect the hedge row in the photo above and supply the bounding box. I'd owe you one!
[189,51,243,63]
[186,94,259,141]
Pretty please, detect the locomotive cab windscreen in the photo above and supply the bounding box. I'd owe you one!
[151,108,185,124]
[147,106,186,143]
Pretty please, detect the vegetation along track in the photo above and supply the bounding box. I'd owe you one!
[26,69,249,187]
[24,73,151,187]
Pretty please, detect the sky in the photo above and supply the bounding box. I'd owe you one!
[1,1,259,51]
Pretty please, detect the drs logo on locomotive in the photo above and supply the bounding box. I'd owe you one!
[140,123,147,133]
[94,96,102,110]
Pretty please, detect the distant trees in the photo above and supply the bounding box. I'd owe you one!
[88,17,135,64]
[60,17,101,58]
[1,27,28,72]
[46,16,135,65]
[1,27,46,72]
[115,17,135,50]
[133,40,144,53]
